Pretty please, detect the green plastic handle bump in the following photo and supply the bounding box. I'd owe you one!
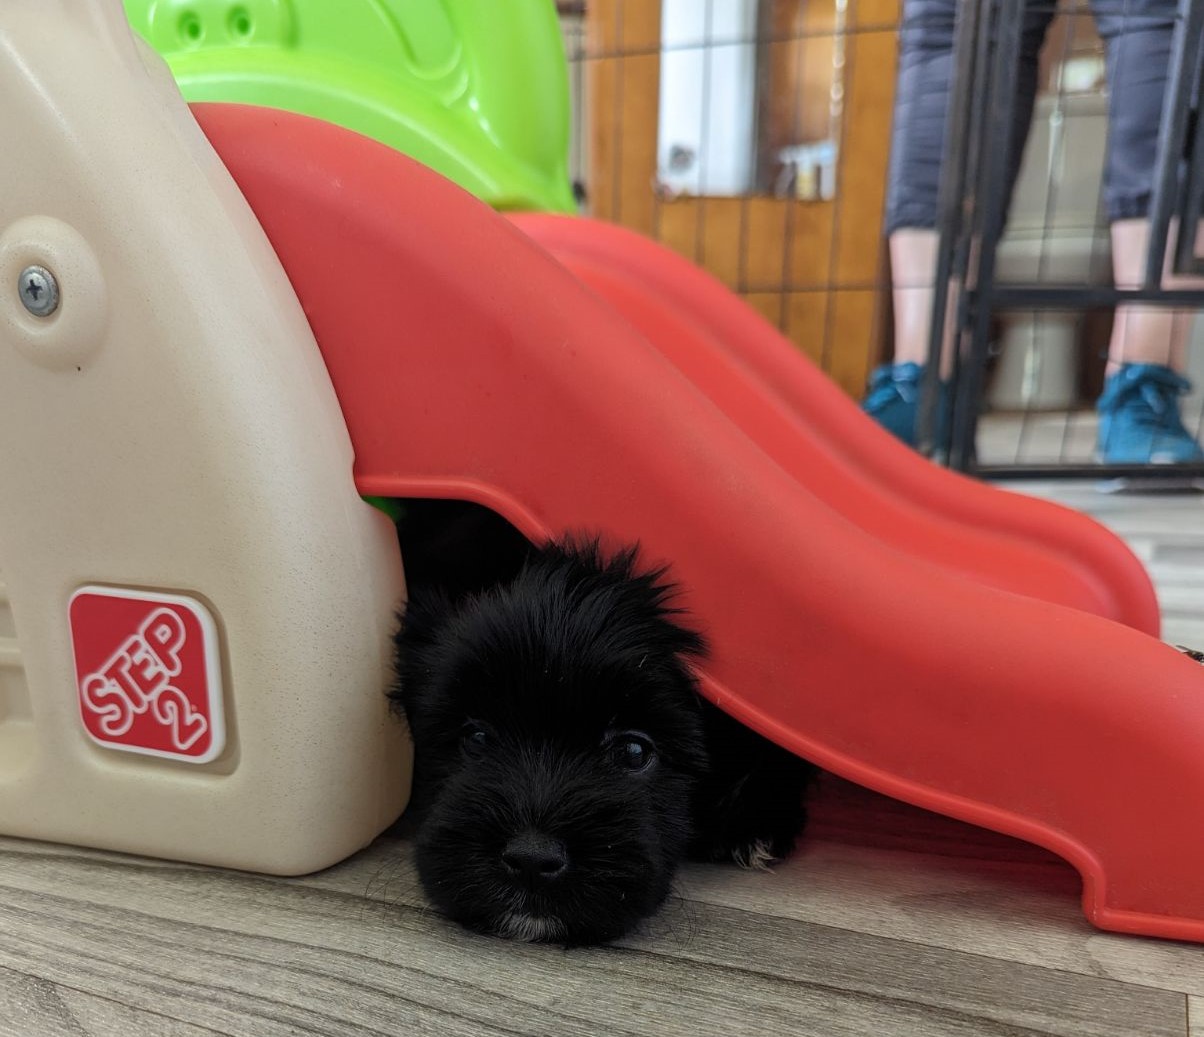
[122,0,577,212]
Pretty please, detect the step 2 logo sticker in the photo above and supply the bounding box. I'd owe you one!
[69,587,225,763]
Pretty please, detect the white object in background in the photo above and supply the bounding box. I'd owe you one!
[777,140,839,201]
[657,0,758,196]
[991,92,1112,411]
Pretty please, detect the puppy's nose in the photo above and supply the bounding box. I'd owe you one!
[501,832,568,881]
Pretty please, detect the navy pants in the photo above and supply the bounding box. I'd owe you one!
[885,0,1181,234]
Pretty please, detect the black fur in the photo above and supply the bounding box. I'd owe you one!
[390,502,815,945]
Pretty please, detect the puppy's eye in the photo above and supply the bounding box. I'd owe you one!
[607,733,656,772]
[461,722,489,757]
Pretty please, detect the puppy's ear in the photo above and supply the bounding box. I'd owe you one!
[387,587,455,719]
[613,547,709,662]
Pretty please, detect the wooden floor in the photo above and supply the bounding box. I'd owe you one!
[3,482,1204,1037]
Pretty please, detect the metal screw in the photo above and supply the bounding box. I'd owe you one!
[18,265,59,318]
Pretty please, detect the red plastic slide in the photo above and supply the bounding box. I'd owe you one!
[196,103,1204,943]
[509,214,1159,633]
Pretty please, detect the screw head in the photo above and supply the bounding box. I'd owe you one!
[18,265,59,318]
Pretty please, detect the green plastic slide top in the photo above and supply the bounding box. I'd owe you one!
[122,0,577,212]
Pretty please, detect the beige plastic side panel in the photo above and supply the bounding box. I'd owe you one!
[0,0,409,873]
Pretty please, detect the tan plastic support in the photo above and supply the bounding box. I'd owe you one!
[0,0,409,873]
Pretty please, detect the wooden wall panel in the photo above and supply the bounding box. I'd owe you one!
[828,289,887,397]
[614,50,661,234]
[700,199,745,288]
[744,292,787,330]
[656,197,700,261]
[585,0,901,399]
[585,0,618,221]
[744,198,790,290]
[586,48,619,221]
[787,200,836,288]
[833,26,898,287]
[851,0,902,28]
[787,290,830,368]
[618,0,661,51]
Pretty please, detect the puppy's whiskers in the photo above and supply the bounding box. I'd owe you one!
[642,886,702,947]
[362,852,425,914]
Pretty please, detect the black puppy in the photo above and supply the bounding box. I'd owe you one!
[390,501,814,945]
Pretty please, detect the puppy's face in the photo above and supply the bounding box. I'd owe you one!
[393,543,708,945]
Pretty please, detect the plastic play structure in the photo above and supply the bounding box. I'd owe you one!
[119,0,576,213]
[507,213,1161,630]
[3,1,1204,943]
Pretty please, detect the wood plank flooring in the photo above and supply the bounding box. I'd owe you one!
[2,482,1203,1037]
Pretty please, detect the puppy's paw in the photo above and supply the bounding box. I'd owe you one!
[691,701,817,869]
[727,838,779,872]
[698,797,806,870]
[722,833,780,867]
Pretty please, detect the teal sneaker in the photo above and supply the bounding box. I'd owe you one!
[1096,363,1204,465]
[862,362,951,449]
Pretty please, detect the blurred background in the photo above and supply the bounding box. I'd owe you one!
[555,0,1204,472]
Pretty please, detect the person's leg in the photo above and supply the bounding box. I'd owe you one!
[868,0,1055,443]
[878,0,959,377]
[863,0,956,442]
[1108,219,1192,375]
[888,230,943,368]
[1091,0,1203,462]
